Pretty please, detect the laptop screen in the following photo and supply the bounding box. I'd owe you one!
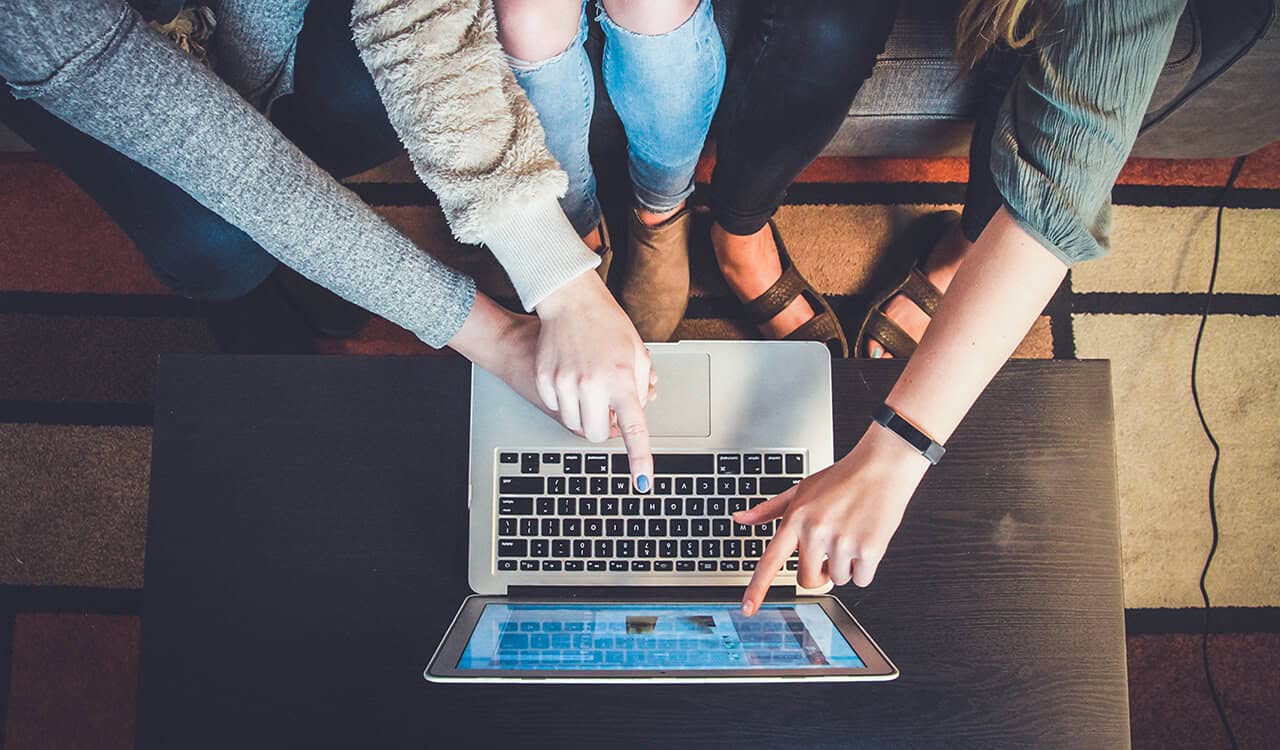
[456,602,865,671]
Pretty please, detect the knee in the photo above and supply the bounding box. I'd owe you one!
[495,0,584,64]
[601,0,700,35]
[145,215,277,301]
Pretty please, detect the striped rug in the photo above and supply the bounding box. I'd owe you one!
[1,144,1278,747]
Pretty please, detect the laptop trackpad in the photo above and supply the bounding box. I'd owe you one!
[645,353,711,437]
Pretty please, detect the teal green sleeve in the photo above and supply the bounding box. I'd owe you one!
[990,0,1184,265]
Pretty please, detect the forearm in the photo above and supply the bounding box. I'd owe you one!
[882,207,1067,444]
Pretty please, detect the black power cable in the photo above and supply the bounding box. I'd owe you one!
[1191,154,1246,749]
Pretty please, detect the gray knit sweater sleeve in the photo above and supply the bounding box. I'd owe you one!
[990,0,1183,264]
[0,0,474,348]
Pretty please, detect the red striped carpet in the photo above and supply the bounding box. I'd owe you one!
[2,144,1279,748]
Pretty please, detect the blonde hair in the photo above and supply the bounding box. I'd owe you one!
[955,0,1041,68]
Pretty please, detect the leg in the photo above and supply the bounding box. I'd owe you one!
[710,0,899,339]
[866,45,1027,358]
[495,0,603,245]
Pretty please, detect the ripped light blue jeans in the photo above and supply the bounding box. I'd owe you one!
[507,0,726,237]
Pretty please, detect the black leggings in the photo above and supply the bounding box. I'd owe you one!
[710,0,1017,242]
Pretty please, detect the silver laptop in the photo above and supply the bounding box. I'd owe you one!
[426,340,897,683]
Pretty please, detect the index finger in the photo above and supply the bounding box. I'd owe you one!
[611,388,653,493]
[741,525,799,616]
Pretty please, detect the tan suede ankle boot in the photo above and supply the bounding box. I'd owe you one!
[619,207,692,342]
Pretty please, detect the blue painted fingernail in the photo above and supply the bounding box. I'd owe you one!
[871,349,883,359]
[636,474,651,493]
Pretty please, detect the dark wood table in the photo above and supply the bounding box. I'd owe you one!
[139,355,1128,748]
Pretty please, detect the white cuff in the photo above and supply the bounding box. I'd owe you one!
[479,198,600,311]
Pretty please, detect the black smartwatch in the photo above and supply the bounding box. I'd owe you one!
[872,403,945,465]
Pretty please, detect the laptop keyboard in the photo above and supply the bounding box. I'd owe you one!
[494,451,804,574]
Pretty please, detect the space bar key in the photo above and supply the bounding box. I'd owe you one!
[650,454,714,475]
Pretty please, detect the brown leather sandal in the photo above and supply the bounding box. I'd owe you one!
[854,210,959,359]
[739,220,850,358]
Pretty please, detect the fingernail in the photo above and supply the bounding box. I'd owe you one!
[741,601,754,616]
[871,348,882,359]
[635,474,650,493]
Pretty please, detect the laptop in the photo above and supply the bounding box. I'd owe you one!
[426,340,898,683]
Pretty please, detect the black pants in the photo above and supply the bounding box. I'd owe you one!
[710,0,1019,242]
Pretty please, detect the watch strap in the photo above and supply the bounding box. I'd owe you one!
[872,403,946,465]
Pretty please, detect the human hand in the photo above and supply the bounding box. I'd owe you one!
[534,271,656,491]
[733,423,931,615]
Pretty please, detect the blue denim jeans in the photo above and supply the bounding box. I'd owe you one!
[508,0,725,237]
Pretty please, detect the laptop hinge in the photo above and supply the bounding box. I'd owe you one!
[505,585,796,601]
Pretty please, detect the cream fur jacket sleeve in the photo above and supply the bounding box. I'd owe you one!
[351,0,598,310]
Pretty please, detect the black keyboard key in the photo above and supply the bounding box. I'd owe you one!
[720,560,740,572]
[622,498,641,516]
[643,498,661,516]
[746,539,764,558]
[707,498,726,515]
[584,519,603,537]
[553,539,571,558]
[588,560,607,571]
[557,497,576,515]
[675,477,694,495]
[660,540,678,558]
[734,521,753,537]
[639,539,656,558]
[655,477,673,494]
[563,519,582,537]
[725,540,742,557]
[760,477,800,495]
[563,453,582,473]
[595,540,613,558]
[654,560,674,571]
[499,452,518,464]
[786,560,799,570]
[520,560,539,571]
[664,498,682,516]
[600,497,619,516]
[712,519,731,537]
[717,454,741,475]
[520,518,538,536]
[499,497,533,515]
[617,540,635,558]
[609,561,628,572]
[542,560,562,571]
[698,561,717,571]
[530,539,549,558]
[676,561,696,571]
[652,454,715,475]
[590,477,610,495]
[648,519,667,537]
[631,561,651,572]
[748,497,767,509]
[627,519,646,537]
[498,518,517,536]
[606,519,624,536]
[755,524,773,537]
[585,454,609,474]
[611,454,630,475]
[542,453,561,465]
[744,454,763,474]
[569,477,587,495]
[611,477,630,494]
[670,519,689,537]
[729,497,747,514]
[686,498,704,515]
[696,477,715,495]
[739,477,758,495]
[565,560,585,571]
[786,454,804,474]
[521,452,540,474]
[764,454,783,474]
[547,477,566,495]
[680,540,699,558]
[701,540,721,558]
[692,519,710,537]
[500,477,544,494]
[536,497,555,515]
[498,540,526,557]
[717,477,736,495]
[541,518,559,537]
[498,559,517,571]
[580,497,597,515]
[574,540,592,557]
[743,560,757,571]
